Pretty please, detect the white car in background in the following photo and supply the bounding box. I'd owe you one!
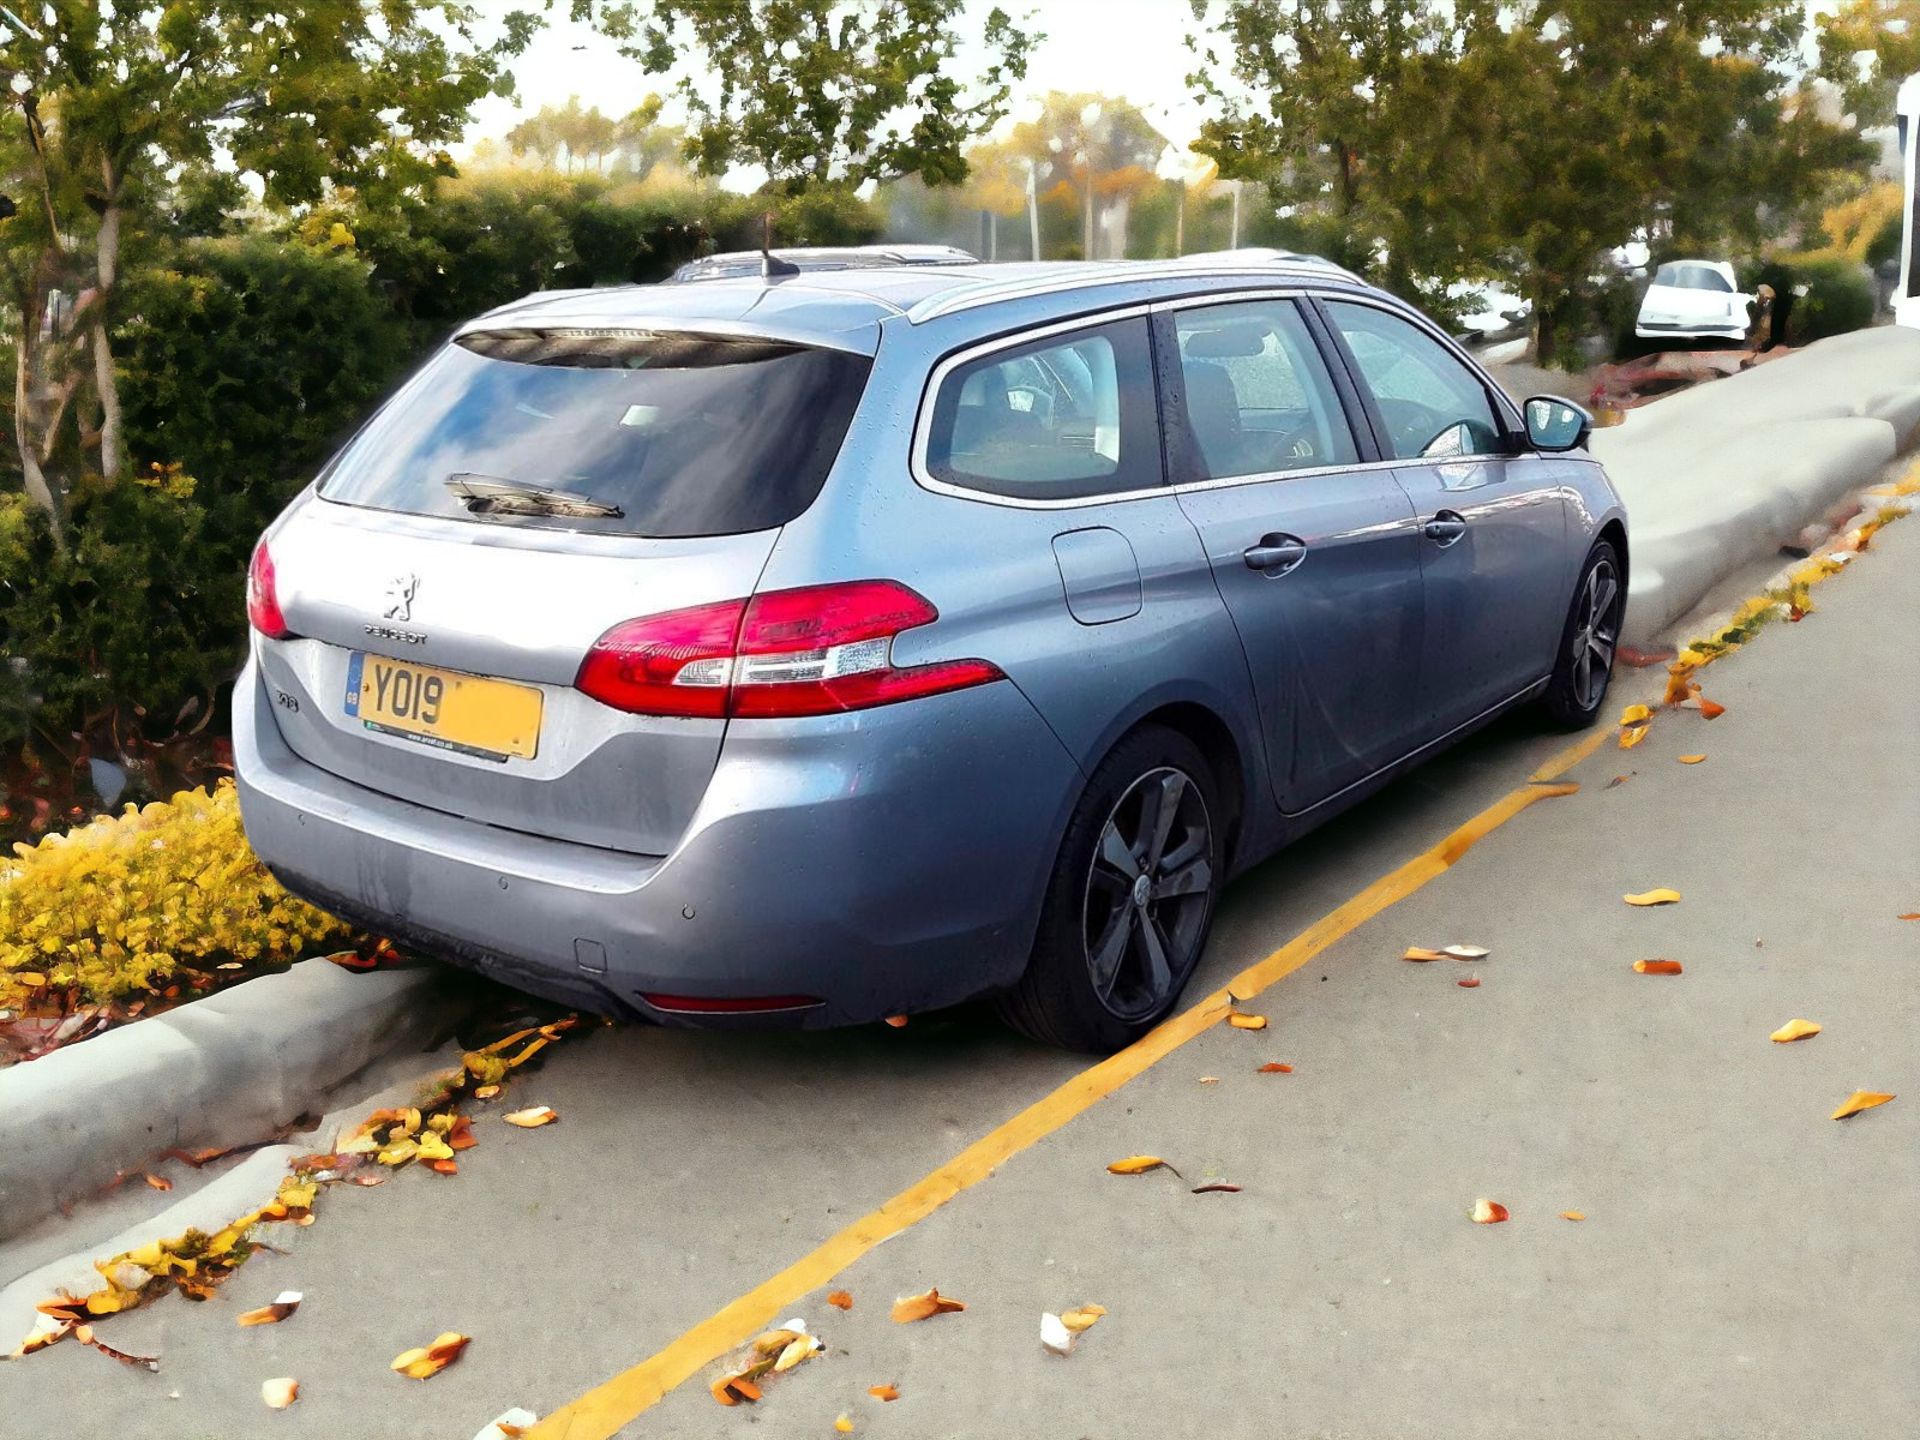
[1635,259,1753,343]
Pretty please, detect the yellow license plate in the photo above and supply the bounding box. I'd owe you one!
[345,653,542,761]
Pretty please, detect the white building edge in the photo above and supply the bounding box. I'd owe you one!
[1898,73,1920,329]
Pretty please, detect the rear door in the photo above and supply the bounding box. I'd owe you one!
[1157,295,1427,814]
[255,327,870,856]
[1317,299,1569,731]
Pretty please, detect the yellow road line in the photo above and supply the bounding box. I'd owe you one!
[533,766,1590,1439]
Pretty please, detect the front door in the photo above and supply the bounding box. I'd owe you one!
[1159,297,1427,814]
[1319,299,1570,731]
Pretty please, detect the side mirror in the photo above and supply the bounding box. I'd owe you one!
[1523,394,1592,453]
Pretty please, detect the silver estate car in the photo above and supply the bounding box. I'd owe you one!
[235,248,1627,1052]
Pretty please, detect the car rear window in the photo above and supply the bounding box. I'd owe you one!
[1652,263,1733,293]
[317,329,871,538]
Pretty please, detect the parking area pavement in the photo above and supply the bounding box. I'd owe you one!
[3,504,1915,1438]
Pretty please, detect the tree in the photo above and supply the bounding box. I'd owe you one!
[507,96,623,171]
[575,0,1038,190]
[1816,0,1920,131]
[1008,92,1168,259]
[0,0,543,547]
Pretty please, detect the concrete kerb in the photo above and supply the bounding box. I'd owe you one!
[0,960,444,1245]
[1593,326,1920,646]
[0,1145,299,1352]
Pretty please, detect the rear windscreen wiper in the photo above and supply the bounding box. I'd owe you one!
[445,473,624,519]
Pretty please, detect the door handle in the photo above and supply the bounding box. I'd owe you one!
[1422,510,1467,546]
[1243,533,1307,575]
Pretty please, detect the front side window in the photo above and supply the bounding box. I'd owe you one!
[1172,299,1359,481]
[923,317,1160,501]
[1324,301,1505,462]
[319,329,871,538]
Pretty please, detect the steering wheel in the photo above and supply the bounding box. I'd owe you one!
[1375,397,1451,458]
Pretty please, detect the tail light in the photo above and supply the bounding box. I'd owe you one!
[576,579,1003,719]
[247,540,292,639]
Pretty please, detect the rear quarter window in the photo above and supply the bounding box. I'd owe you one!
[318,329,871,538]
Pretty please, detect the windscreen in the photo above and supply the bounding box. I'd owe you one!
[1652,263,1733,293]
[318,329,871,538]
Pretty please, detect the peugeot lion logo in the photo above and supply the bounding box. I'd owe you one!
[383,574,419,623]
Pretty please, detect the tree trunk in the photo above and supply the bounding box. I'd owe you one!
[92,160,126,482]
[1531,277,1558,369]
[14,320,66,553]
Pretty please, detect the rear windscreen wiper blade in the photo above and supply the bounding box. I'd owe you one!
[445,473,624,519]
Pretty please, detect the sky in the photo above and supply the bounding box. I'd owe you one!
[464,0,1214,155]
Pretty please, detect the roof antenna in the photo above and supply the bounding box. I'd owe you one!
[760,211,799,281]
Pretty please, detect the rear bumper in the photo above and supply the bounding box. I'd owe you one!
[233,658,1083,1027]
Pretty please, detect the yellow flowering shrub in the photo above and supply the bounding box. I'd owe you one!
[0,781,349,1009]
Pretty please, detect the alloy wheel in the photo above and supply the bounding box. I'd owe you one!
[1082,766,1214,1021]
[1569,556,1621,712]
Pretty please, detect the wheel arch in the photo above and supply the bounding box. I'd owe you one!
[1111,700,1249,872]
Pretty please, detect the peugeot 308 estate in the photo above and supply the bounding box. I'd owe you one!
[235,248,1626,1051]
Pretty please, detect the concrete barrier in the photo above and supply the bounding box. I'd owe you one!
[0,961,440,1243]
[1592,326,1920,645]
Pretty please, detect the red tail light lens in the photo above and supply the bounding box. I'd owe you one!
[246,540,292,639]
[576,580,1003,719]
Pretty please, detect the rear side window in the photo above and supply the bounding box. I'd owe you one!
[318,329,871,538]
[923,317,1161,501]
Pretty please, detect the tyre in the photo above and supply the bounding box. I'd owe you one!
[997,725,1223,1052]
[1541,539,1625,728]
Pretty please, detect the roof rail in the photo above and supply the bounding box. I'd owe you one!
[904,251,1362,324]
[668,245,979,284]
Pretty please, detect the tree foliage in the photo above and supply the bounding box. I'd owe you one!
[576,0,1038,189]
[1815,0,1920,130]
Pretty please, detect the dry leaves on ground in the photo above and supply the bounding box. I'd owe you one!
[1624,888,1682,906]
[1633,959,1684,975]
[1106,1155,1179,1178]
[1457,977,1481,988]
[891,1289,965,1323]
[1769,1019,1820,1043]
[868,1384,900,1402]
[1677,754,1706,764]
[826,1290,853,1311]
[1470,1198,1510,1224]
[502,1106,558,1128]
[1257,1062,1292,1074]
[1560,1211,1586,1222]
[237,1291,301,1326]
[392,1331,471,1380]
[1831,1091,1895,1121]
[709,1318,823,1404]
[1226,1011,1267,1030]
[261,1378,299,1409]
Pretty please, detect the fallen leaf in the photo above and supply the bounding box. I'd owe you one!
[1677,754,1706,764]
[1470,1198,1510,1224]
[1605,774,1631,788]
[826,1290,853,1311]
[391,1331,471,1380]
[261,1378,299,1410]
[477,1408,539,1439]
[1060,1304,1106,1332]
[710,1373,761,1406]
[1769,1018,1821,1043]
[1457,977,1481,988]
[883,1015,908,1028]
[447,1116,478,1151]
[1633,959,1684,975]
[1831,1091,1895,1121]
[502,1106,557,1128]
[473,1084,501,1100]
[1618,725,1648,750]
[1897,913,1919,922]
[143,1174,172,1192]
[890,1288,965,1323]
[869,1383,900,1401]
[1106,1155,1178,1177]
[1191,1182,1242,1194]
[1442,944,1490,960]
[835,1415,855,1434]
[14,971,47,987]
[1698,698,1726,719]
[749,1327,805,1357]
[1227,1012,1267,1030]
[1560,1211,1586,1222]
[773,1335,820,1373]
[427,1158,459,1175]
[1401,946,1448,962]
[1040,1312,1074,1356]
[237,1291,302,1327]
[217,962,244,971]
[1257,1062,1293,1074]
[1619,704,1652,726]
[1624,888,1682,906]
